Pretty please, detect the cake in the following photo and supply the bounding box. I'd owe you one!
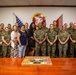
[31,58,43,64]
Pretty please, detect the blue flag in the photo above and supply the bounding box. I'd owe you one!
[13,13,23,27]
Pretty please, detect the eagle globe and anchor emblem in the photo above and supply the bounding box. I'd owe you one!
[32,12,46,29]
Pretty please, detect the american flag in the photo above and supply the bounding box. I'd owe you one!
[13,13,23,27]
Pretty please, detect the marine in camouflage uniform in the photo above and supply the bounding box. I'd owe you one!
[58,25,70,58]
[8,24,12,35]
[47,24,57,58]
[2,27,11,57]
[67,26,73,34]
[70,23,76,57]
[67,22,73,34]
[67,22,73,57]
[0,25,3,57]
[42,22,48,33]
[1,23,5,34]
[42,22,49,56]
[54,26,59,34]
[34,22,46,56]
[53,20,60,33]
[8,29,12,35]
[53,20,60,57]
[2,29,5,34]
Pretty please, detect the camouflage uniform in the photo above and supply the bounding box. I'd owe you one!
[70,29,76,57]
[0,31,3,57]
[47,29,57,58]
[2,29,5,34]
[2,33,11,57]
[58,30,70,58]
[67,27,73,34]
[67,27,73,57]
[42,27,49,56]
[42,27,48,33]
[8,29,12,35]
[34,29,46,56]
[54,26,60,57]
[54,26,59,34]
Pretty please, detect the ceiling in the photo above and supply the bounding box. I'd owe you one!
[0,0,76,7]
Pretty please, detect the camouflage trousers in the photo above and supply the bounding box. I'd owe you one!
[0,46,3,57]
[35,42,46,56]
[2,45,11,57]
[47,43,56,58]
[11,46,18,58]
[59,43,68,58]
[70,43,76,57]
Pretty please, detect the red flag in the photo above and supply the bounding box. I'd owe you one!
[56,14,63,30]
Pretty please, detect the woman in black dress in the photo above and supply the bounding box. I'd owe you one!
[28,22,36,56]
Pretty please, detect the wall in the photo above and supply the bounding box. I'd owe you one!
[0,7,76,28]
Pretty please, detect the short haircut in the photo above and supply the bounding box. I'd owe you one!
[5,27,8,29]
[8,24,11,26]
[50,24,53,26]
[13,25,17,28]
[20,25,25,29]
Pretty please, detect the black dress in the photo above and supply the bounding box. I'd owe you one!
[28,29,35,47]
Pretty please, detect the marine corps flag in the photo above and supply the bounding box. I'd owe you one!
[56,14,63,30]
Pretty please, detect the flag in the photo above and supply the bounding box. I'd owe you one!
[56,14,63,30]
[13,13,23,27]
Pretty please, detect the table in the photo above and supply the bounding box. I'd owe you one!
[0,58,76,75]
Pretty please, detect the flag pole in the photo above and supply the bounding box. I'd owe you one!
[13,13,16,16]
[13,13,16,25]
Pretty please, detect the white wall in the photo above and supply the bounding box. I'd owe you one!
[0,7,76,28]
